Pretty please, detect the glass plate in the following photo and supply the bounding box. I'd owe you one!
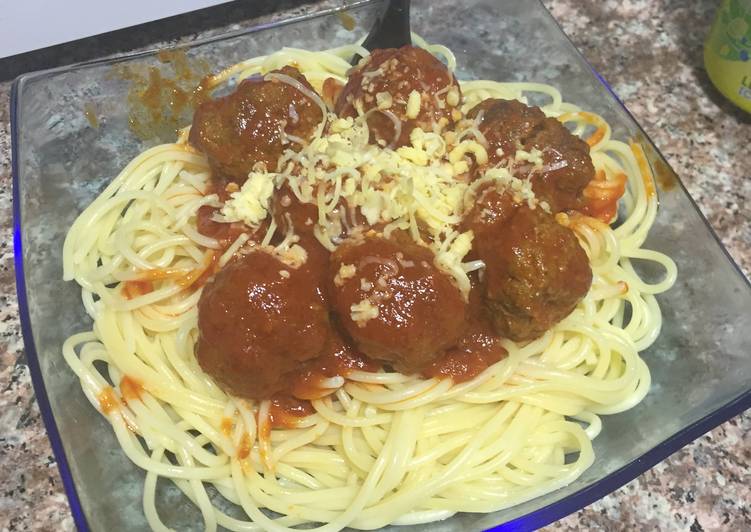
[11,0,751,530]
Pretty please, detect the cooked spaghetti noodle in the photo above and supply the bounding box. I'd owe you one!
[62,38,676,531]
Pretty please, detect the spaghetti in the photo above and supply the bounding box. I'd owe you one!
[62,38,677,531]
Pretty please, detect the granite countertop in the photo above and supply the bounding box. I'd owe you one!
[0,0,749,530]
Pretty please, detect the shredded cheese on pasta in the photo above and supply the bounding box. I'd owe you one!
[214,102,555,299]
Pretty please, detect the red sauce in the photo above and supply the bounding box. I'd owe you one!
[268,396,316,428]
[180,250,220,289]
[220,417,233,436]
[424,289,508,383]
[321,77,344,110]
[124,268,185,282]
[586,125,606,146]
[654,158,677,192]
[424,330,507,383]
[195,204,260,245]
[581,170,627,223]
[237,433,251,460]
[122,280,154,299]
[113,48,210,140]
[97,387,118,414]
[290,335,379,400]
[425,344,506,383]
[120,376,144,404]
[121,249,221,303]
[196,205,227,240]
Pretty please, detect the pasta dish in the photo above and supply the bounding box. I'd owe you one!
[62,36,677,531]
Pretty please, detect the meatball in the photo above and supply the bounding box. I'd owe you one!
[196,250,330,399]
[328,235,466,374]
[190,66,323,184]
[468,98,545,162]
[523,117,595,213]
[335,46,460,147]
[424,285,506,382]
[463,183,518,237]
[466,186,592,341]
[468,98,594,212]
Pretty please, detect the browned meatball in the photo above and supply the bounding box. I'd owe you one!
[423,284,506,382]
[468,98,545,162]
[463,183,519,237]
[190,66,323,184]
[466,186,592,341]
[335,46,460,147]
[196,250,330,399]
[524,118,595,213]
[468,98,594,212]
[328,235,466,374]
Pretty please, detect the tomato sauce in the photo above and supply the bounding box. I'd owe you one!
[120,375,144,404]
[423,291,508,383]
[581,170,627,223]
[290,337,379,400]
[654,158,677,192]
[122,280,154,299]
[237,433,251,460]
[97,387,118,415]
[268,397,316,428]
[220,417,233,437]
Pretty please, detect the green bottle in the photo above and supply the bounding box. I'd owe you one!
[704,0,751,112]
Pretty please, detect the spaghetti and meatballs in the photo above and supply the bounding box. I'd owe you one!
[62,39,676,532]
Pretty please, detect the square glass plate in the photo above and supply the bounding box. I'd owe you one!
[11,0,751,530]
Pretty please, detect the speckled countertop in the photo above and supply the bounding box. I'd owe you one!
[1,0,749,530]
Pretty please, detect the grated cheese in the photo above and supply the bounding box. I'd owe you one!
[406,90,421,119]
[350,299,379,327]
[214,99,545,299]
[515,147,544,167]
[277,244,307,269]
[449,140,488,166]
[434,230,475,295]
[376,92,393,110]
[220,172,274,225]
[334,263,356,287]
[446,87,460,107]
